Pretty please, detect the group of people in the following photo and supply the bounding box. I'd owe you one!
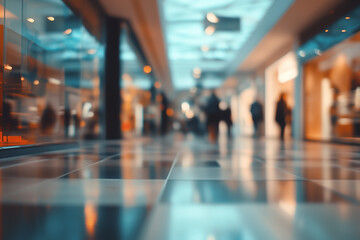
[204,91,290,142]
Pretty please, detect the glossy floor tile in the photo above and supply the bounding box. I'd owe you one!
[1,135,360,240]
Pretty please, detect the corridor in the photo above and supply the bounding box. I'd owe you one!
[1,136,359,240]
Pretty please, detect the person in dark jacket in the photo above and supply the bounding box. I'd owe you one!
[204,91,221,143]
[250,100,263,137]
[275,93,288,140]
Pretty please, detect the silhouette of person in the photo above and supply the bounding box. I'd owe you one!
[222,107,232,138]
[40,104,57,135]
[204,91,221,143]
[275,93,288,140]
[3,102,19,132]
[160,92,169,135]
[250,100,263,137]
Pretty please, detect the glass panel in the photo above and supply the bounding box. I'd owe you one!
[1,0,104,146]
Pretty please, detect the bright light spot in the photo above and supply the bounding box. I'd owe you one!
[315,49,321,56]
[181,102,190,112]
[219,101,228,110]
[341,29,346,32]
[345,17,350,20]
[185,110,194,119]
[299,50,306,57]
[206,13,219,23]
[154,81,162,89]
[4,64,12,71]
[166,108,174,117]
[205,26,216,35]
[87,49,96,55]
[47,16,55,21]
[144,65,152,74]
[325,29,329,32]
[64,29,72,35]
[33,80,39,85]
[28,106,38,112]
[201,45,210,52]
[27,18,35,23]
[21,77,25,81]
[48,77,61,85]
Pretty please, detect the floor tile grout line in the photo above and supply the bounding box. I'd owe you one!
[2,152,122,199]
[154,150,182,203]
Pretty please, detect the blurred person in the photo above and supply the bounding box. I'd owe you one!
[63,107,71,138]
[40,104,57,135]
[222,106,232,138]
[3,102,20,132]
[204,91,221,143]
[160,92,169,135]
[250,99,263,137]
[275,93,288,140]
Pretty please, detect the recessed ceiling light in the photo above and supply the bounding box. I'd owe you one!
[47,16,55,21]
[33,80,39,85]
[325,29,329,32]
[144,65,152,74]
[64,29,72,35]
[206,13,219,23]
[27,18,35,23]
[345,17,350,20]
[342,29,346,32]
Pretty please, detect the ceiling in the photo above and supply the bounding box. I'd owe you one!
[99,0,296,92]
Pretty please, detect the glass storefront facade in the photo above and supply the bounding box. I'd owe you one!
[300,6,360,142]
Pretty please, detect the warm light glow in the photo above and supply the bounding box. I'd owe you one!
[123,73,132,83]
[193,67,202,75]
[154,81,162,89]
[84,202,98,237]
[345,17,350,20]
[185,110,194,119]
[341,29,346,32]
[21,77,25,81]
[48,78,61,85]
[47,16,55,21]
[181,102,190,112]
[201,45,210,52]
[4,64,12,71]
[166,108,174,117]
[33,80,39,85]
[325,29,329,32]
[206,13,219,23]
[87,49,96,55]
[64,29,72,35]
[144,65,152,74]
[205,26,216,35]
[27,18,35,23]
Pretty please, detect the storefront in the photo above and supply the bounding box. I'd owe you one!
[265,52,298,139]
[300,6,360,143]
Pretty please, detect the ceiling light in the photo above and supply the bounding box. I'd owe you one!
[205,26,216,35]
[27,18,35,23]
[33,80,39,85]
[143,65,152,74]
[206,13,219,24]
[47,16,55,21]
[201,45,210,52]
[64,29,72,35]
[345,17,350,20]
[341,29,346,32]
[21,77,25,81]
[4,64,12,71]
[325,29,329,32]
[48,77,61,85]
[87,49,96,55]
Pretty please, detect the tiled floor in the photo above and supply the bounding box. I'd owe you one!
[1,135,360,240]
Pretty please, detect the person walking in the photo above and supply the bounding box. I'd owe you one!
[275,93,288,140]
[250,99,263,137]
[204,91,221,143]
